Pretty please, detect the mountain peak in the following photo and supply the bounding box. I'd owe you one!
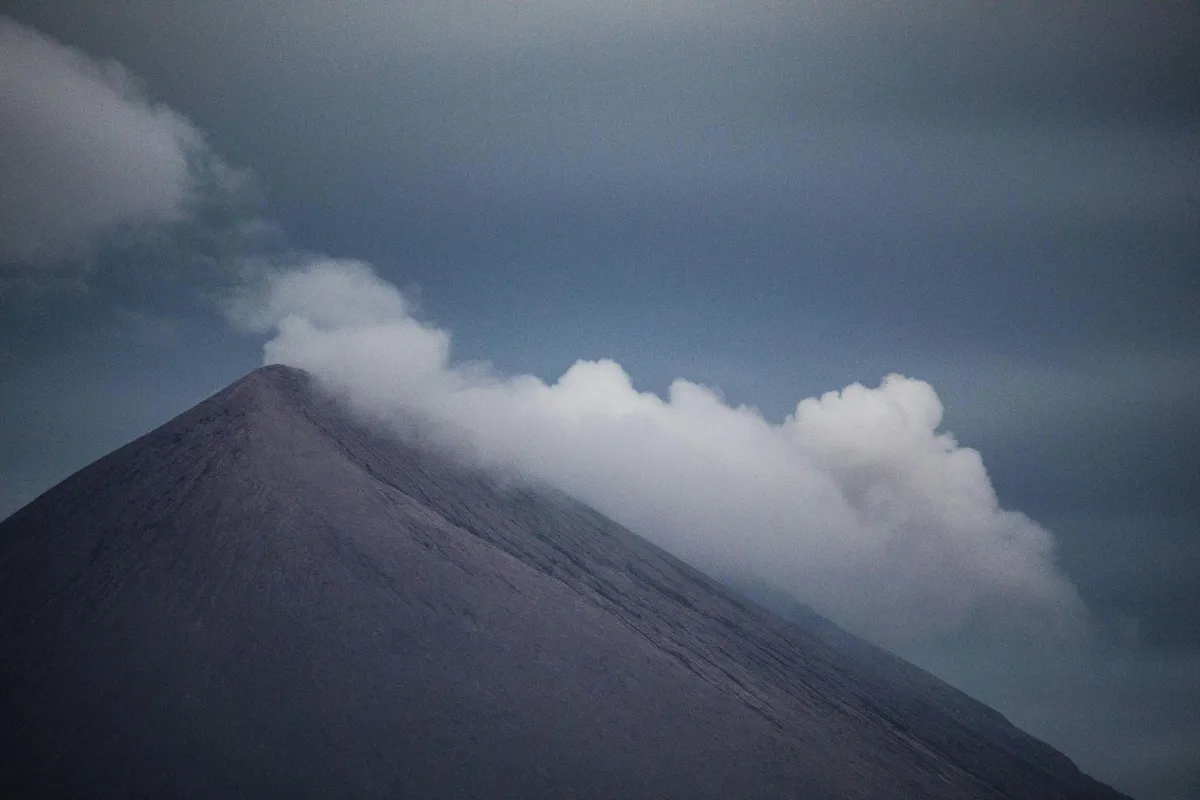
[0,367,1131,799]
[207,361,310,413]
[239,361,309,388]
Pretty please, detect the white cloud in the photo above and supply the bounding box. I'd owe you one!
[238,259,1085,647]
[0,17,202,265]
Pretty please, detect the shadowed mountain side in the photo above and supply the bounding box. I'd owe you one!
[0,365,1130,799]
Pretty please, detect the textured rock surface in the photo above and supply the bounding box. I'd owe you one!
[0,365,1130,798]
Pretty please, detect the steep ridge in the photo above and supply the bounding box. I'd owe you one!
[0,365,1130,799]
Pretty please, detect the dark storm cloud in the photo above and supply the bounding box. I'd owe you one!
[21,1,1195,121]
[11,0,1190,359]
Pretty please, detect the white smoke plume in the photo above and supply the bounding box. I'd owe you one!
[232,258,1084,647]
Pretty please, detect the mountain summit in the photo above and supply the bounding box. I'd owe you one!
[0,365,1128,798]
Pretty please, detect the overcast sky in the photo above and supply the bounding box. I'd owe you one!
[1,4,1197,797]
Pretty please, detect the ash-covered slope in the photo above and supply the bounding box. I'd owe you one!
[0,365,1129,799]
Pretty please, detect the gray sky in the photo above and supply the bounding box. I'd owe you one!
[1,4,1197,797]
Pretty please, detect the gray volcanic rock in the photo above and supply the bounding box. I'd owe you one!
[0,365,1130,799]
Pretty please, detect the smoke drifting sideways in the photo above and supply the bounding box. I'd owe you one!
[0,18,204,267]
[231,258,1085,648]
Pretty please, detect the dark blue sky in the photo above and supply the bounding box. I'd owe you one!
[1,4,1197,797]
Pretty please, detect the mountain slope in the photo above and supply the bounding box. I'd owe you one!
[0,365,1129,799]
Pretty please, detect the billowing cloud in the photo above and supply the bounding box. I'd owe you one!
[234,259,1084,647]
[0,17,203,266]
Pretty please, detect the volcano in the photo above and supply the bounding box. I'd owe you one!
[0,365,1128,798]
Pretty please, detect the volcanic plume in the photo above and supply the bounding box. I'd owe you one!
[0,365,1130,798]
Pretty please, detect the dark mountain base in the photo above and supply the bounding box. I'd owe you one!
[0,366,1130,798]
